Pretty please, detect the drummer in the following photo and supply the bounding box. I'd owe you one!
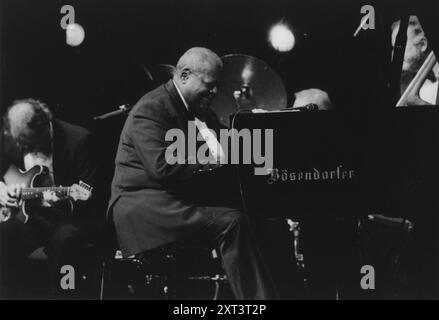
[292,89,333,110]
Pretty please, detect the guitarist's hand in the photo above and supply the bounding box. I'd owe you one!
[0,182,23,208]
[42,190,61,207]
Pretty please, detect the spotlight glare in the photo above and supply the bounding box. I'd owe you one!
[66,23,85,47]
[269,23,295,52]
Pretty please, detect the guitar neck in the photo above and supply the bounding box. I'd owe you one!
[21,187,71,200]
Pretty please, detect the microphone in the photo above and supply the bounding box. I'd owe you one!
[93,104,132,120]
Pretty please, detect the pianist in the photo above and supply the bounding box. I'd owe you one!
[108,47,279,300]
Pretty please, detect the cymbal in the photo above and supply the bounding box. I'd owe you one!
[210,54,287,127]
[144,64,176,84]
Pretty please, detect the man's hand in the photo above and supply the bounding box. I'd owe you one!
[0,182,23,208]
[42,190,61,207]
[0,206,12,222]
[251,108,269,113]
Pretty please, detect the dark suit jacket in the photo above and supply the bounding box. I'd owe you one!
[0,119,97,219]
[108,80,224,257]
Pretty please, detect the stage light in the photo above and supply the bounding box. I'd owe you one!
[66,23,85,47]
[269,23,295,52]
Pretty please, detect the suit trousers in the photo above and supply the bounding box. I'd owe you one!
[0,210,94,298]
[157,206,280,300]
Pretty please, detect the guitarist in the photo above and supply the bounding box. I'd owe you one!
[0,99,97,298]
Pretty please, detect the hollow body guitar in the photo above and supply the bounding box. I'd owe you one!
[1,165,92,223]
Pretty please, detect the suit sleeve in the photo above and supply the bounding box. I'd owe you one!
[71,132,98,219]
[74,132,98,187]
[0,131,5,181]
[0,131,16,181]
[130,103,211,187]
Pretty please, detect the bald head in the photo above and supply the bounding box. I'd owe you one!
[7,102,36,138]
[293,89,333,110]
[175,47,222,77]
[173,47,222,110]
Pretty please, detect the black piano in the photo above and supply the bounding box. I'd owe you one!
[228,107,439,220]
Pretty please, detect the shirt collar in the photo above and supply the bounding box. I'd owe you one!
[172,80,190,111]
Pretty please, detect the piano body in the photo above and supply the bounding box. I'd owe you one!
[228,107,439,220]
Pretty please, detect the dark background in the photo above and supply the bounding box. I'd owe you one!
[1,0,438,120]
[0,0,412,123]
[1,0,437,122]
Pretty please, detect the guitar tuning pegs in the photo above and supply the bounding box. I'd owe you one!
[79,181,93,192]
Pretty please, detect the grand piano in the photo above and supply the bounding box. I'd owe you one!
[200,49,439,221]
[230,107,439,220]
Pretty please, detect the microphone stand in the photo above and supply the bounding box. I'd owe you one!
[93,104,132,121]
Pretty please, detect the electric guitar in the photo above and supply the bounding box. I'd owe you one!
[0,165,93,223]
